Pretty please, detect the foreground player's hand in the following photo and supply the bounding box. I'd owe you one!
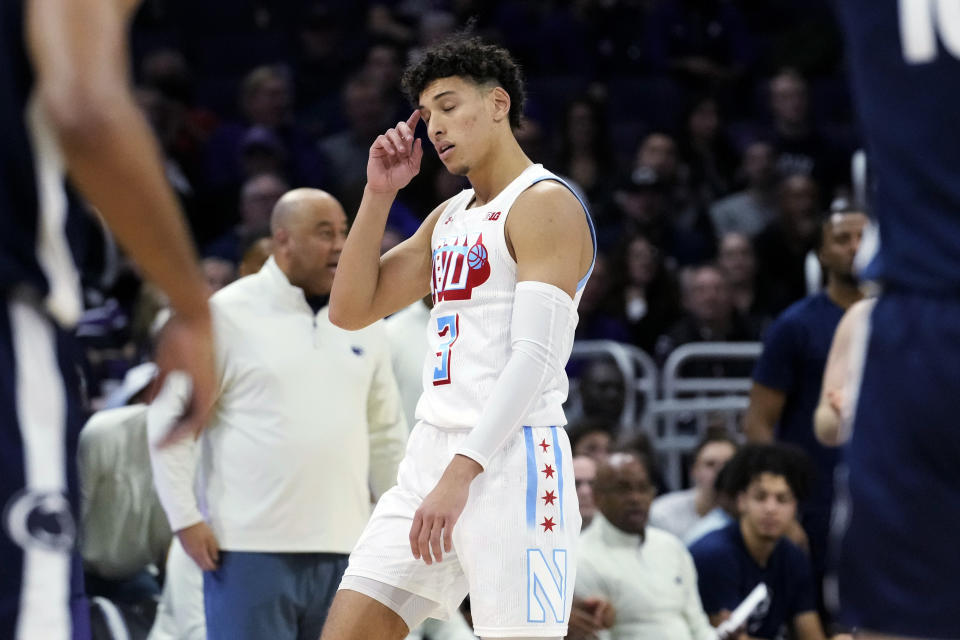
[410,454,482,565]
[178,521,220,571]
[153,311,216,446]
[367,110,423,194]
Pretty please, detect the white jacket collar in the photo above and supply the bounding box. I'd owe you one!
[259,256,317,316]
[594,511,646,548]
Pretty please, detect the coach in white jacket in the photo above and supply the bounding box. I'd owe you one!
[148,188,407,640]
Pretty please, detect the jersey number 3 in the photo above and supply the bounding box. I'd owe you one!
[432,314,459,386]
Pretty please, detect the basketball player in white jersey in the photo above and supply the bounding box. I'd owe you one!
[322,38,596,640]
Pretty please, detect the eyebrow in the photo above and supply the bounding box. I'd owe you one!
[418,90,456,109]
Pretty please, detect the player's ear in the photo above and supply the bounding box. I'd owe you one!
[488,86,511,123]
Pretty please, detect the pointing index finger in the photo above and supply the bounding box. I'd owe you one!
[406,109,421,129]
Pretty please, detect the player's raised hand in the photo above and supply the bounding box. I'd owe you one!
[367,110,423,194]
[409,454,482,565]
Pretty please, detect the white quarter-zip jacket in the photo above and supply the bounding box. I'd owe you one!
[149,257,407,552]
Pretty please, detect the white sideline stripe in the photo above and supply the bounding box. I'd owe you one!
[11,300,71,640]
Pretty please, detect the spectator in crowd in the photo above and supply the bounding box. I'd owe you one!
[649,429,738,540]
[201,257,236,293]
[766,68,845,194]
[678,96,739,207]
[744,206,867,620]
[237,236,273,278]
[204,65,327,194]
[79,363,168,604]
[149,189,407,640]
[576,357,627,424]
[577,451,715,640]
[754,173,823,314]
[573,455,599,530]
[318,72,396,210]
[610,234,682,354]
[574,252,632,343]
[717,231,771,323]
[204,173,289,262]
[568,418,615,464]
[555,96,616,210]
[655,264,762,374]
[633,132,716,265]
[709,141,779,238]
[292,4,363,139]
[684,460,737,546]
[690,444,826,640]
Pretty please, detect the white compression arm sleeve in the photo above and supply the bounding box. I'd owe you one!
[455,280,575,470]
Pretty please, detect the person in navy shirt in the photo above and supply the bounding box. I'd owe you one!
[690,444,825,640]
[743,205,866,623]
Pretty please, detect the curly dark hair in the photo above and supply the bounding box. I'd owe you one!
[724,443,813,503]
[401,36,526,128]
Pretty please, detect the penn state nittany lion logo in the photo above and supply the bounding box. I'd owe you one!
[432,232,491,302]
[3,489,75,552]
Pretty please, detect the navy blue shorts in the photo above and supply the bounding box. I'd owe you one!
[0,297,87,639]
[835,292,960,638]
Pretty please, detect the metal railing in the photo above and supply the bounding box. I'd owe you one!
[569,340,763,491]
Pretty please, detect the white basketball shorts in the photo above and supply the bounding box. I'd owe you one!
[341,421,580,638]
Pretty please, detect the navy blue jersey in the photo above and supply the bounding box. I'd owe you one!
[691,523,816,640]
[836,0,960,293]
[1,0,84,326]
[752,292,844,510]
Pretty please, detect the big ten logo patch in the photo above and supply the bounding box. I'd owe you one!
[431,232,491,302]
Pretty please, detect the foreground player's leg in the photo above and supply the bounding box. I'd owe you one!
[320,581,453,640]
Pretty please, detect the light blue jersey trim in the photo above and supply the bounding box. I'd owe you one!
[528,175,597,292]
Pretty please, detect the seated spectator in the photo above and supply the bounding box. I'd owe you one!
[717,231,773,324]
[655,264,762,375]
[684,461,736,546]
[649,429,738,540]
[555,96,617,210]
[754,173,823,315]
[678,95,739,207]
[567,417,616,464]
[629,132,716,265]
[610,234,682,354]
[79,363,170,604]
[766,69,846,195]
[318,72,396,211]
[690,444,826,640]
[573,357,627,424]
[201,256,236,293]
[204,65,327,193]
[573,455,599,530]
[576,451,715,640]
[574,252,632,343]
[709,141,779,238]
[203,173,289,262]
[238,236,272,278]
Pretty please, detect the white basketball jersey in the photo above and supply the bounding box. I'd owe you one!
[415,163,595,430]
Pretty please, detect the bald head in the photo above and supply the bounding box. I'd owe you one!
[270,188,341,236]
[270,188,348,297]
